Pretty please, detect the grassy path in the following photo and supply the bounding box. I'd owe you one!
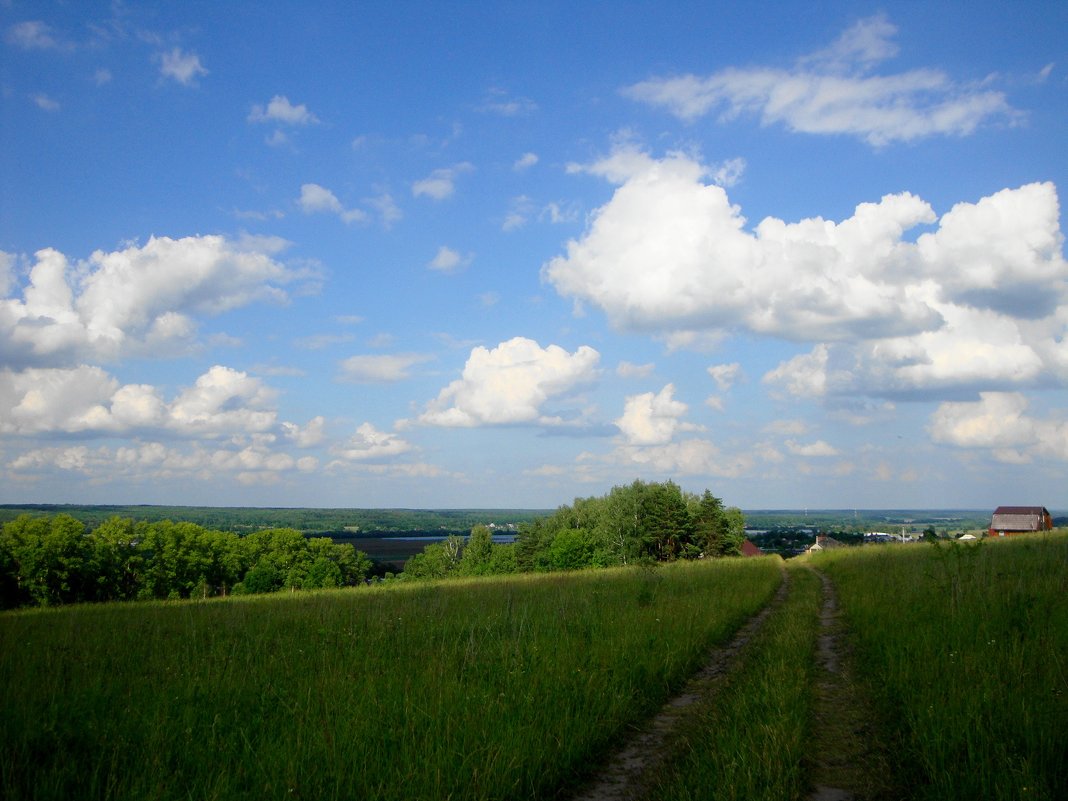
[571,562,896,801]
[570,566,791,801]
[804,569,895,801]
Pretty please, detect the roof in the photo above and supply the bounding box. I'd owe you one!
[740,539,764,557]
[990,506,1051,532]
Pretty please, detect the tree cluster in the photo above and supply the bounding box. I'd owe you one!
[403,480,746,580]
[0,515,371,609]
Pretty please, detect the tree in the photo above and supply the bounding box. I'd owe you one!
[458,525,494,576]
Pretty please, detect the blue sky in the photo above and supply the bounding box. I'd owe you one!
[2,1,1066,510]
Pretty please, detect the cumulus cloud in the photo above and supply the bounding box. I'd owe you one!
[929,392,1068,462]
[514,152,539,171]
[622,15,1017,146]
[427,246,472,273]
[418,337,600,427]
[330,423,412,461]
[0,364,278,438]
[158,48,208,86]
[615,384,696,446]
[412,163,474,200]
[1,236,299,368]
[298,184,367,224]
[248,95,319,125]
[707,362,741,391]
[546,146,1068,401]
[337,353,431,383]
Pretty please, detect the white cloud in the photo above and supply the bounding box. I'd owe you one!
[547,147,1068,401]
[615,384,695,446]
[428,246,472,273]
[331,423,412,461]
[248,95,319,125]
[298,184,367,224]
[622,15,1017,146]
[5,21,66,50]
[32,93,60,112]
[283,416,325,448]
[514,152,539,171]
[0,364,281,438]
[612,439,755,477]
[93,68,112,86]
[478,89,537,117]
[1,236,298,368]
[338,353,431,383]
[929,392,1068,462]
[167,366,277,436]
[418,337,600,427]
[412,163,474,200]
[158,48,208,86]
[366,192,402,228]
[616,361,655,379]
[785,439,840,457]
[707,362,741,391]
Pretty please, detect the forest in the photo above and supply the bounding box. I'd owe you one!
[0,480,743,608]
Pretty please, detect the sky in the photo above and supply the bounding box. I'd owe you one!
[1,2,1066,510]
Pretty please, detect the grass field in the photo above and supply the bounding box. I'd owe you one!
[0,557,781,801]
[814,532,1068,801]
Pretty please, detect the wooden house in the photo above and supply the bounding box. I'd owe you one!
[988,506,1053,537]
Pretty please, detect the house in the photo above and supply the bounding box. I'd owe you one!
[805,534,843,553]
[740,538,764,557]
[988,506,1053,537]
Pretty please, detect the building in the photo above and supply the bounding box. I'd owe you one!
[740,539,764,557]
[988,506,1053,537]
[805,535,843,553]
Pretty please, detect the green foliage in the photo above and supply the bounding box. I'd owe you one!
[0,516,371,609]
[0,557,781,801]
[404,480,746,582]
[815,532,1068,800]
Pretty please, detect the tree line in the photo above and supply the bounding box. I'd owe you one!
[403,480,747,580]
[0,515,371,609]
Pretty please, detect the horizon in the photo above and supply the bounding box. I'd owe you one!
[2,2,1066,510]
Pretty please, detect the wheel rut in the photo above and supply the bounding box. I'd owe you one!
[804,569,896,801]
[568,568,791,801]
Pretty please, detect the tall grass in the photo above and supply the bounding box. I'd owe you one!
[643,565,821,801]
[0,558,780,801]
[814,532,1068,801]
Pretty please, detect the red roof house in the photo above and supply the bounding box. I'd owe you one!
[988,506,1053,537]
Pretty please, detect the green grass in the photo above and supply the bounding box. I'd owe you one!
[0,557,781,801]
[642,564,822,801]
[814,532,1068,801]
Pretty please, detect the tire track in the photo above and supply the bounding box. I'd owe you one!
[805,569,896,801]
[569,568,791,801]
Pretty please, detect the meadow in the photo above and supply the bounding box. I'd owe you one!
[814,533,1068,801]
[0,557,780,801]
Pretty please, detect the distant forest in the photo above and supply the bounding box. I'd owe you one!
[0,504,547,535]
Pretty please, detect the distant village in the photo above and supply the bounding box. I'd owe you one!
[747,505,1057,557]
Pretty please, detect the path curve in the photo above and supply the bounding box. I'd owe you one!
[569,568,791,801]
